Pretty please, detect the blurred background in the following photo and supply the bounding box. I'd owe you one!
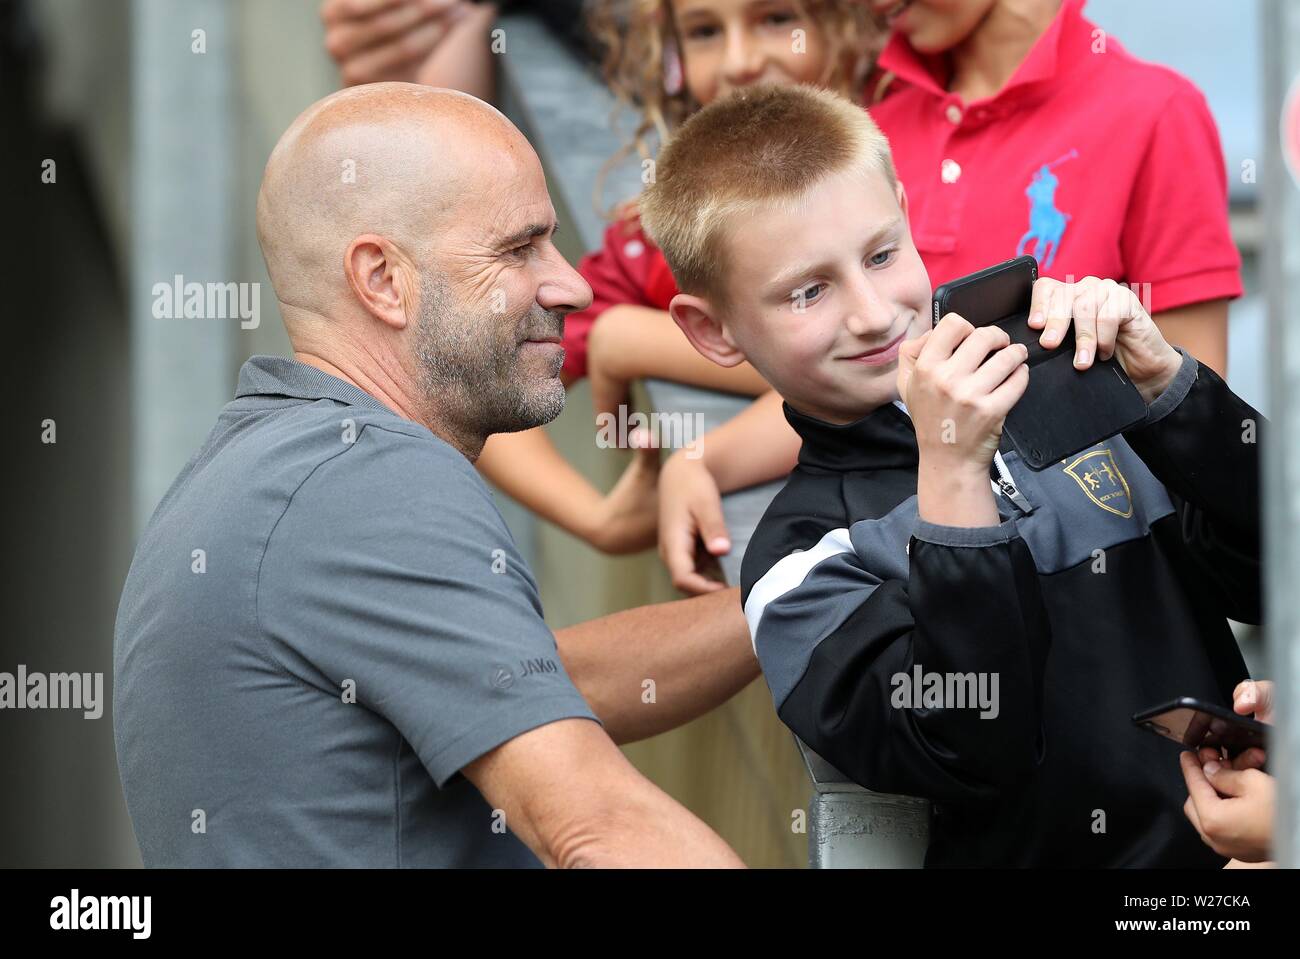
[1,0,1293,867]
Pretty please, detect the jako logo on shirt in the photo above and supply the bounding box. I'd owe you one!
[488,658,559,690]
[519,657,558,678]
[1016,149,1077,269]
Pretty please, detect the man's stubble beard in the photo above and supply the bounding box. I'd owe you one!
[412,274,567,439]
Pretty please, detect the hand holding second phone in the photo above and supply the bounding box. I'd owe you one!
[897,314,1029,528]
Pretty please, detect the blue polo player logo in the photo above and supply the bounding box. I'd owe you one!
[1016,149,1077,270]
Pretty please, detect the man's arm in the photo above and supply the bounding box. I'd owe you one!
[554,586,759,744]
[463,718,745,867]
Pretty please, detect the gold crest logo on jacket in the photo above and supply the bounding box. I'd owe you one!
[1064,449,1133,518]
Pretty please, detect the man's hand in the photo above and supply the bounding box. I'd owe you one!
[658,449,730,594]
[1027,276,1184,404]
[321,0,469,86]
[1180,749,1274,863]
[898,314,1029,527]
[582,428,661,555]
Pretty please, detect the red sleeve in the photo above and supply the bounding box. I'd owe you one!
[1120,80,1243,315]
[563,218,659,380]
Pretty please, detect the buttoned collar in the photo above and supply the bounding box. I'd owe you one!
[876,0,1087,108]
[235,355,395,415]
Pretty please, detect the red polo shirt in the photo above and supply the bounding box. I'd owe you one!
[867,0,1242,313]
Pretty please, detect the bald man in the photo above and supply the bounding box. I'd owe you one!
[112,84,755,868]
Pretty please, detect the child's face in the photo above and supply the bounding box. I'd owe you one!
[869,0,999,54]
[717,167,932,424]
[672,0,833,105]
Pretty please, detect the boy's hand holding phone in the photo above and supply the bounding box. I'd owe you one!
[898,314,1029,528]
[1027,276,1183,404]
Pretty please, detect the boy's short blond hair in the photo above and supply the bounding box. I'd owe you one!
[639,83,898,307]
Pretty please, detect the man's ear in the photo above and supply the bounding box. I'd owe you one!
[344,234,417,332]
[669,293,747,368]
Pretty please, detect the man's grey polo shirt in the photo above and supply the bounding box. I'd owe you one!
[113,355,600,867]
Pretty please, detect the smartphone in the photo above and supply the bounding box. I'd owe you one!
[1132,697,1268,757]
[932,256,1148,470]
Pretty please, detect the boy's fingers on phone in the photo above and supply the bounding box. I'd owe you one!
[969,342,1029,393]
[1040,281,1072,350]
[985,360,1030,412]
[899,330,929,361]
[1097,282,1124,360]
[1071,284,1101,369]
[903,330,930,373]
[896,332,925,401]
[1027,277,1055,329]
[948,323,1010,374]
[926,312,975,362]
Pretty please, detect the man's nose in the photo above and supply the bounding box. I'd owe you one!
[537,252,593,315]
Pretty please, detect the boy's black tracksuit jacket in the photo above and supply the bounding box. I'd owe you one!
[740,350,1261,867]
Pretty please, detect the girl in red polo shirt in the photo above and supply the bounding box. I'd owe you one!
[660,0,1245,592]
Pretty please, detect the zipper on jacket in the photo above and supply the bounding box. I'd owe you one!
[990,450,1034,514]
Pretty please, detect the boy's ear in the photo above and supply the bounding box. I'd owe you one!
[896,180,910,219]
[668,293,747,368]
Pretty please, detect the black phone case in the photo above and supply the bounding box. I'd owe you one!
[932,256,1148,470]
[1132,697,1268,756]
